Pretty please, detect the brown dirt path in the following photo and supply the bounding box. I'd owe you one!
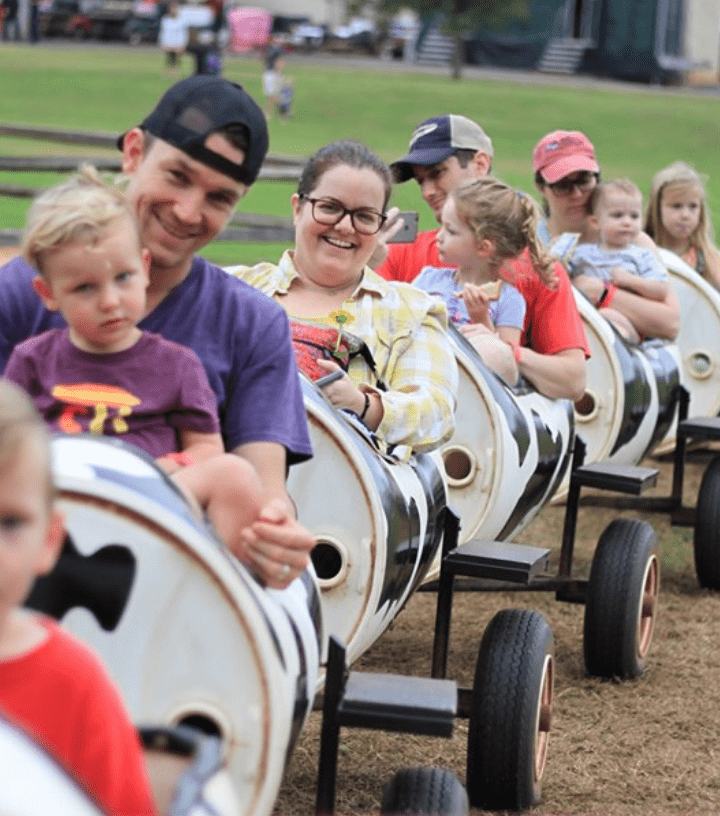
[275,451,720,816]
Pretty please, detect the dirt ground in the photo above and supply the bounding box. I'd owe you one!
[275,450,720,816]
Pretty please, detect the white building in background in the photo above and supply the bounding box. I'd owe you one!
[686,0,720,83]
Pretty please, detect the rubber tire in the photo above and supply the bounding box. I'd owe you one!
[584,518,660,679]
[693,454,720,589]
[466,609,554,811]
[380,766,468,816]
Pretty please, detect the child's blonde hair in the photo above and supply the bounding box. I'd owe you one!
[589,178,642,214]
[22,165,138,275]
[452,177,556,287]
[644,161,719,269]
[0,379,53,499]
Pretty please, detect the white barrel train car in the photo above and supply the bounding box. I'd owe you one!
[27,435,322,816]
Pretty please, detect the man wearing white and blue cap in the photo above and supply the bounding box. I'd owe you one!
[376,113,589,402]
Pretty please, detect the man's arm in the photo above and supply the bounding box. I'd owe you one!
[574,274,680,340]
[231,440,315,589]
[517,346,587,402]
[610,267,669,301]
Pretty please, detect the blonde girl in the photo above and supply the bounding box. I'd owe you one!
[645,161,720,290]
[415,176,555,385]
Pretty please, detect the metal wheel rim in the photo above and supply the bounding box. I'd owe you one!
[637,554,660,658]
[534,652,553,783]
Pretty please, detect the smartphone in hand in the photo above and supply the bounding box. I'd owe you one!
[316,369,344,388]
[386,211,419,244]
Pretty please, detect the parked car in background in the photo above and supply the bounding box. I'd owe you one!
[289,20,326,50]
[328,17,380,54]
[37,0,80,36]
[63,0,134,39]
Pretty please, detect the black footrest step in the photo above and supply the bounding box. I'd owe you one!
[443,540,551,583]
[338,672,456,737]
[678,416,720,441]
[572,462,658,494]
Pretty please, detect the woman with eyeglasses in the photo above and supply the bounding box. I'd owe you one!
[233,139,458,454]
[533,130,679,341]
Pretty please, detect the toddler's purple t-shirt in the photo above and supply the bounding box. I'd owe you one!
[4,328,219,458]
[0,255,312,463]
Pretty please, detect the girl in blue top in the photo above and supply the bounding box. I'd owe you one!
[415,176,555,385]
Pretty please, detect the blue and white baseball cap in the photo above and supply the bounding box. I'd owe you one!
[391,114,494,182]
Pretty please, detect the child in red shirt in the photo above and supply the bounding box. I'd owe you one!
[0,378,156,815]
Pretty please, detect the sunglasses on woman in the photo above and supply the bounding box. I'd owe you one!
[546,172,599,196]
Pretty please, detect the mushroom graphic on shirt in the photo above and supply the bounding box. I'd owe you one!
[51,384,141,435]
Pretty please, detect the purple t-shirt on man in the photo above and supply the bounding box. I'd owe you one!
[5,329,219,458]
[0,255,312,464]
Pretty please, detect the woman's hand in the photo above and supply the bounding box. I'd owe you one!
[315,360,366,414]
[315,359,383,429]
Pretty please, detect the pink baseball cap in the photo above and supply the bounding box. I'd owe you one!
[532,130,599,183]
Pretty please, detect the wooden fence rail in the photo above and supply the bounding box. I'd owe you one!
[1,123,303,244]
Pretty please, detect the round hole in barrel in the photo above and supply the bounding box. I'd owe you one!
[441,446,476,488]
[176,714,222,738]
[690,351,713,379]
[312,541,343,581]
[574,391,597,420]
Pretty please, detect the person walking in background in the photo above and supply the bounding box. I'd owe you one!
[276,63,294,121]
[158,0,187,76]
[1,0,20,41]
[262,39,284,118]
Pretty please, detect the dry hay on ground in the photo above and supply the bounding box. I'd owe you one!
[275,452,720,816]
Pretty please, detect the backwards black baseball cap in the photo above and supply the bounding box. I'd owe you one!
[118,75,269,186]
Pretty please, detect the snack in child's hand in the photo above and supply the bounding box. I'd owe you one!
[479,280,503,301]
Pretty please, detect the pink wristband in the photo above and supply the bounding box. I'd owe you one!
[508,342,523,363]
[165,451,194,467]
[597,283,617,309]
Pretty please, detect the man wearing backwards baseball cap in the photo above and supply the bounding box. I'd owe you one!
[375,114,589,402]
[0,75,315,589]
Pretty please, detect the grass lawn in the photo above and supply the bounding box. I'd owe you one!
[1,43,720,266]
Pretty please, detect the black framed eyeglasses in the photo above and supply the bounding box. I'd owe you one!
[547,172,599,196]
[299,194,387,235]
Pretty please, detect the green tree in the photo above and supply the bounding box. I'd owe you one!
[377,0,531,79]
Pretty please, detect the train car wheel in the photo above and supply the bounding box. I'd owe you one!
[693,455,720,589]
[466,609,553,811]
[380,766,468,815]
[584,519,659,679]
